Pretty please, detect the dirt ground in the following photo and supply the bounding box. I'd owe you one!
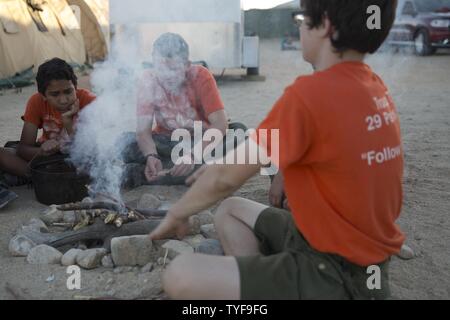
[0,40,449,300]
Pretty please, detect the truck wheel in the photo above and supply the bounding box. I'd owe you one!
[247,67,259,76]
[414,29,436,56]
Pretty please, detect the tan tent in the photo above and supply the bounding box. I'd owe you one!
[0,0,109,80]
[67,0,109,63]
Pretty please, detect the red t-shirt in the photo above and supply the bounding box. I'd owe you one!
[255,61,405,266]
[137,65,225,135]
[22,89,96,143]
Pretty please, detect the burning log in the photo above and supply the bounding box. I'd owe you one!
[17,219,162,251]
[56,202,168,219]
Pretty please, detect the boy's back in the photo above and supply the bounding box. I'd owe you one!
[258,61,405,266]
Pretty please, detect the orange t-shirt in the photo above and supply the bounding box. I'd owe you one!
[137,65,225,135]
[22,89,96,143]
[256,61,405,266]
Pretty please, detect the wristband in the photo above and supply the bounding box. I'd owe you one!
[145,153,161,161]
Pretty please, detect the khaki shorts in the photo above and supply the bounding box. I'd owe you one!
[236,207,391,300]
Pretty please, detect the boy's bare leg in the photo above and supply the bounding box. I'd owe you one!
[214,197,268,256]
[0,148,29,177]
[162,197,268,300]
[163,254,241,300]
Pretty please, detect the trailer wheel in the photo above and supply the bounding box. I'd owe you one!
[247,67,259,76]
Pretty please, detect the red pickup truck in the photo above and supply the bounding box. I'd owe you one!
[388,0,450,55]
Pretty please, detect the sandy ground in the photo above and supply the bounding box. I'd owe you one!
[0,40,449,300]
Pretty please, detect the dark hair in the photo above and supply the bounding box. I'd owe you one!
[36,58,77,95]
[301,0,398,54]
[152,33,190,61]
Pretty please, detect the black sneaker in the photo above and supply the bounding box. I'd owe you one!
[1,173,31,187]
[0,186,18,209]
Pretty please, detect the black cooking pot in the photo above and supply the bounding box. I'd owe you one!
[29,154,90,205]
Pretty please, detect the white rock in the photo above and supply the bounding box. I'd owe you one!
[61,249,83,266]
[157,257,171,266]
[195,239,224,256]
[198,211,214,225]
[111,236,154,267]
[27,245,62,265]
[162,240,194,259]
[200,224,218,240]
[76,248,107,269]
[82,197,94,203]
[101,255,115,268]
[140,262,154,273]
[77,242,88,250]
[19,218,48,233]
[40,205,64,225]
[137,194,162,211]
[9,234,37,257]
[183,235,206,248]
[188,215,201,235]
[63,211,77,224]
[397,244,415,260]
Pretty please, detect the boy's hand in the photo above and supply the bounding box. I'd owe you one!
[170,153,195,177]
[145,156,163,182]
[40,139,60,156]
[269,172,285,208]
[170,163,195,177]
[149,211,190,240]
[61,99,80,121]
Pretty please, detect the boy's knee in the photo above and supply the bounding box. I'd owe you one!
[214,197,245,225]
[218,197,246,213]
[162,254,196,299]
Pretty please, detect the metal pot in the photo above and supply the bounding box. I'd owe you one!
[29,154,90,205]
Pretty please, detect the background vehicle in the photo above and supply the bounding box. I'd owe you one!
[388,0,450,55]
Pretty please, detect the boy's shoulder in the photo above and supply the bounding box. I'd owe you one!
[187,64,212,81]
[26,92,46,110]
[76,88,94,95]
[287,62,386,101]
[76,88,96,107]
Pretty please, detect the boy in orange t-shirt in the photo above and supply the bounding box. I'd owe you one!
[147,0,404,300]
[0,58,96,188]
[123,33,231,187]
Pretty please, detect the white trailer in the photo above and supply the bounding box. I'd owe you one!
[109,0,260,74]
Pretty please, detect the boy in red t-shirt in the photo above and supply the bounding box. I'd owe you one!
[148,0,404,300]
[0,58,96,188]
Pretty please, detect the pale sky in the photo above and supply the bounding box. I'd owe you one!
[242,0,293,10]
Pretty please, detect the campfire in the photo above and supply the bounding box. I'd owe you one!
[55,185,168,230]
[8,186,218,270]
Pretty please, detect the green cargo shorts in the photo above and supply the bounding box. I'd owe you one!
[236,207,391,300]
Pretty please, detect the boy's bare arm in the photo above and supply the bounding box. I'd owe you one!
[208,110,228,135]
[150,140,270,240]
[17,123,41,161]
[136,116,158,156]
[61,99,80,136]
[203,110,228,149]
